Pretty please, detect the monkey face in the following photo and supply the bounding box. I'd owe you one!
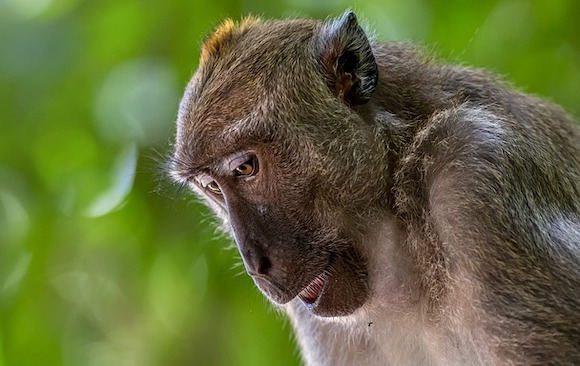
[173,144,369,316]
[170,13,385,317]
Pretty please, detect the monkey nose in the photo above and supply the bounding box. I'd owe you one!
[257,256,272,275]
[241,247,273,276]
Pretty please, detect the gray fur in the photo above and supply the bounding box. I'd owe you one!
[170,11,580,366]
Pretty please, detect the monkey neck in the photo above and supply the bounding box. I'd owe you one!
[362,42,498,175]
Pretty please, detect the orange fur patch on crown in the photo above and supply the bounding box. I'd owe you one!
[200,16,262,65]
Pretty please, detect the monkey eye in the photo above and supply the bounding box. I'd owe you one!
[204,180,222,194]
[234,156,258,177]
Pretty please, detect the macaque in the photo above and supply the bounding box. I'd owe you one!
[169,11,580,365]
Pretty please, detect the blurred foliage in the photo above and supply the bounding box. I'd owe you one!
[0,0,578,365]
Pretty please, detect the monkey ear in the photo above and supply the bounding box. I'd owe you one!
[318,11,378,106]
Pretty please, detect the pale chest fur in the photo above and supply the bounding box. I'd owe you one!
[284,219,496,366]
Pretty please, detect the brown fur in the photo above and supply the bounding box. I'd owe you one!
[170,11,580,365]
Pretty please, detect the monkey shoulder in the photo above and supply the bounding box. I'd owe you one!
[396,101,580,213]
[393,101,580,264]
[391,101,580,361]
[394,104,510,212]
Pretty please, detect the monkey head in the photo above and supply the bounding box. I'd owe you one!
[171,12,390,317]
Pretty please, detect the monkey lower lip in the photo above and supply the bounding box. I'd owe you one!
[298,272,328,309]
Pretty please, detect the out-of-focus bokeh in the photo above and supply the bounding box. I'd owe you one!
[0,0,578,365]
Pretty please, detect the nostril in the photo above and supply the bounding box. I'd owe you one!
[258,256,272,275]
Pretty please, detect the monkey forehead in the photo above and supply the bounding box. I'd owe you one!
[175,98,297,173]
[175,73,278,164]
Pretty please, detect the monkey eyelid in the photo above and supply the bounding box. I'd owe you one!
[191,152,258,185]
[196,175,222,196]
[225,152,256,172]
[196,174,215,188]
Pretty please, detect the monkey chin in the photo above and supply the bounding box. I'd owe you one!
[258,248,370,318]
[305,250,369,317]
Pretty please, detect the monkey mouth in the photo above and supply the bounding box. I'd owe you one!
[297,271,329,308]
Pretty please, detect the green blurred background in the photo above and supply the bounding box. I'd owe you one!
[0,0,578,365]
